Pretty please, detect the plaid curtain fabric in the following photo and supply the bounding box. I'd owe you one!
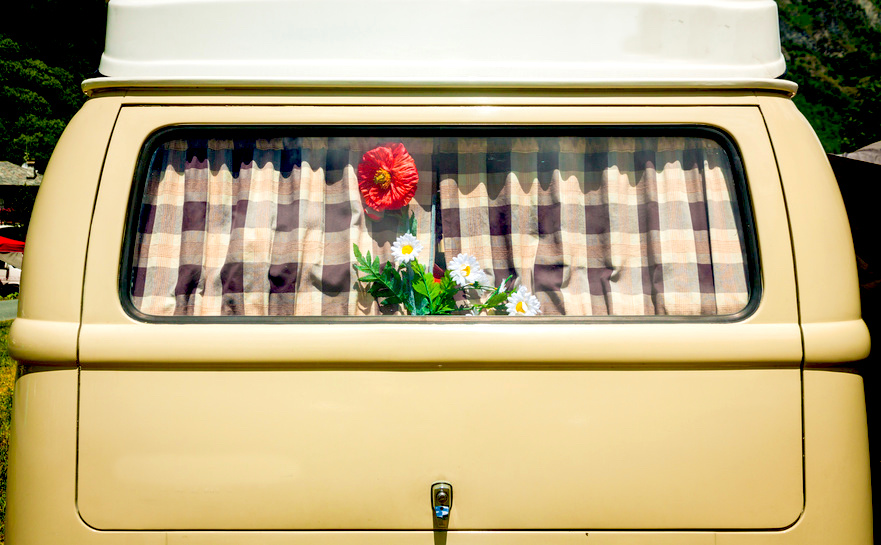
[131,134,749,317]
[437,136,748,316]
[131,137,434,316]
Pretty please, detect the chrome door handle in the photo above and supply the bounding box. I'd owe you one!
[430,482,453,530]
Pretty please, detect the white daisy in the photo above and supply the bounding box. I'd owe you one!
[448,253,484,287]
[473,269,495,289]
[391,233,423,265]
[505,286,542,316]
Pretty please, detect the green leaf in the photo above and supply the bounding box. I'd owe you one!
[427,278,441,299]
[407,210,418,236]
[369,284,394,298]
[381,262,397,282]
[435,303,458,314]
[402,266,417,314]
[410,266,445,314]
[439,273,458,297]
[412,280,429,297]
[484,291,509,308]
[413,294,430,315]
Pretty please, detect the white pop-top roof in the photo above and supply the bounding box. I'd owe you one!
[86,0,791,91]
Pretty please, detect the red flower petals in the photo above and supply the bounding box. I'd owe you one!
[357,143,419,212]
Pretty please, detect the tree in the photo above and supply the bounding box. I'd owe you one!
[0,0,106,170]
[0,186,38,232]
[777,0,881,153]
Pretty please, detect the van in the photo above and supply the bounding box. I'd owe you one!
[6,0,873,543]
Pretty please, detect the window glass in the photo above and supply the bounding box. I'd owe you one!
[128,130,752,318]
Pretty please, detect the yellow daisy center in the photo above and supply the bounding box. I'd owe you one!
[462,265,471,276]
[516,301,526,313]
[373,169,392,188]
[401,244,413,255]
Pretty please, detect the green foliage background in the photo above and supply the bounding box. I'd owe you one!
[778,0,881,153]
[1,0,106,171]
[1,0,880,164]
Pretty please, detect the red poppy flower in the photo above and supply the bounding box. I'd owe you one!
[357,143,419,212]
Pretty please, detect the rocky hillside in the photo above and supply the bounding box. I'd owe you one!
[777,0,881,153]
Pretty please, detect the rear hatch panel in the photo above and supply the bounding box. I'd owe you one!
[77,367,802,530]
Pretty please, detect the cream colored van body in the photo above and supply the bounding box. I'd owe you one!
[6,87,872,544]
[6,0,872,543]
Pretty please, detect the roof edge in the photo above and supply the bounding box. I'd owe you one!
[83,77,798,97]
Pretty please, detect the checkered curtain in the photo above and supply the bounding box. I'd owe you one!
[131,135,748,317]
[131,137,434,316]
[437,136,749,315]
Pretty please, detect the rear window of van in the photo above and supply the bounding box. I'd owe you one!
[124,127,756,319]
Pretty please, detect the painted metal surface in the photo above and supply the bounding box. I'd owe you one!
[5,90,872,544]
